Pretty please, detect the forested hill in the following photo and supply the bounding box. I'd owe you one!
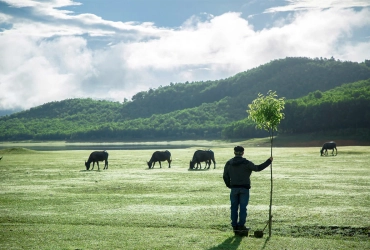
[1,57,370,141]
[222,79,370,139]
[105,56,370,120]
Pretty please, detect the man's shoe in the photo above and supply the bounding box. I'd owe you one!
[237,225,250,236]
[233,226,241,236]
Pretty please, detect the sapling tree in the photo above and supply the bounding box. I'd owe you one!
[247,90,285,237]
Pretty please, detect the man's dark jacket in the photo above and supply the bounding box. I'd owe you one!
[223,156,272,189]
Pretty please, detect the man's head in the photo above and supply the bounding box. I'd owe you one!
[234,146,244,156]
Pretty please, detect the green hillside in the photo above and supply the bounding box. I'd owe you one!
[223,79,370,139]
[1,57,369,141]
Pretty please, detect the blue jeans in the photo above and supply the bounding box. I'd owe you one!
[230,188,250,227]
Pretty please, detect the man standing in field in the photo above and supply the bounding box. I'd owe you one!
[223,146,273,236]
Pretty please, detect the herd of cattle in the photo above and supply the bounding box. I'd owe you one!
[84,141,337,171]
[84,149,216,171]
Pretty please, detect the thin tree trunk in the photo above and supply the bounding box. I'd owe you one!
[268,129,273,237]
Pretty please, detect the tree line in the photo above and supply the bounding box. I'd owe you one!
[1,57,369,141]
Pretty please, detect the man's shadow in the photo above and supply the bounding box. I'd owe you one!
[207,236,242,250]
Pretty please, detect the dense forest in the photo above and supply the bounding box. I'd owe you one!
[1,57,370,141]
[222,79,370,139]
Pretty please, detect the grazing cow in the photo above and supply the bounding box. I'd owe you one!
[147,150,172,169]
[189,150,216,169]
[320,141,337,156]
[85,150,109,170]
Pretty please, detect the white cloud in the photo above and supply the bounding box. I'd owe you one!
[265,0,370,13]
[0,35,90,109]
[1,0,168,39]
[0,1,369,110]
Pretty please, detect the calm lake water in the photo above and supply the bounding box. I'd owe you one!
[2,145,189,151]
[0,141,221,151]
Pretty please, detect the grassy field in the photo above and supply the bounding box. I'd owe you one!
[0,144,369,250]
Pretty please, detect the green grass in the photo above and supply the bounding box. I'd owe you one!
[0,145,369,249]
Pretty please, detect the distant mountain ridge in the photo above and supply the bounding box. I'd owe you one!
[123,57,370,120]
[1,57,369,141]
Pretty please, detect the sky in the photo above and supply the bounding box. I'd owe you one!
[0,0,370,112]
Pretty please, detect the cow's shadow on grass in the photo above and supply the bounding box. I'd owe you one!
[145,167,170,170]
[79,169,103,172]
[188,168,210,171]
[207,236,242,250]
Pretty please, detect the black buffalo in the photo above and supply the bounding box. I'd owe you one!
[189,150,216,169]
[147,150,172,169]
[85,151,109,170]
[320,141,337,156]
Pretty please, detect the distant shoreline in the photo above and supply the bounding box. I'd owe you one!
[0,135,368,151]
